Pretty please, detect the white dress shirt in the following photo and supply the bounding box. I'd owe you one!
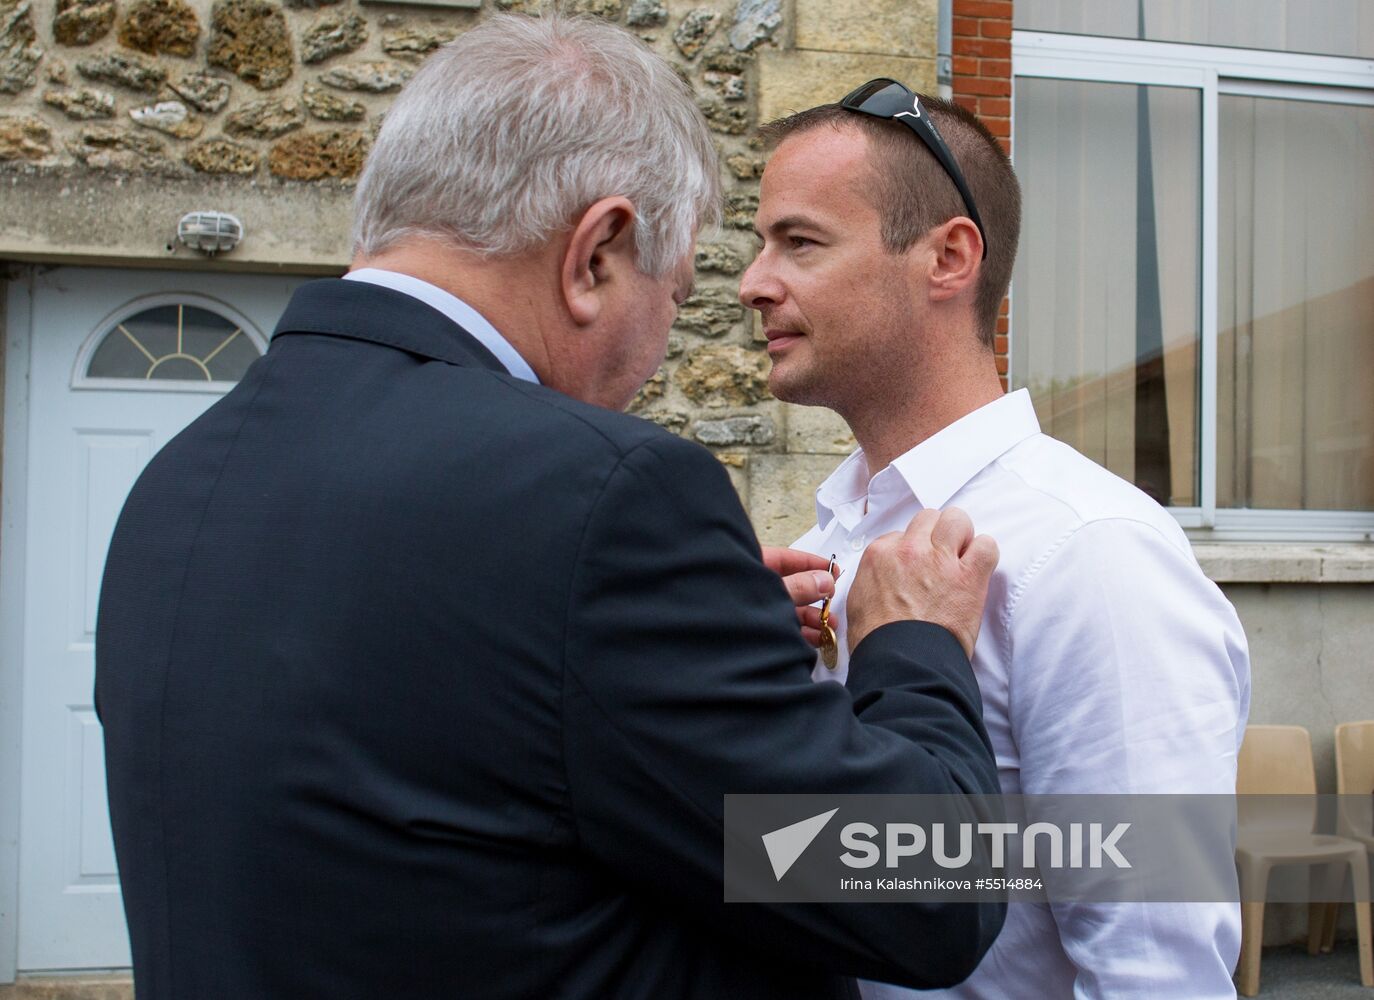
[343,268,540,384]
[792,390,1251,1000]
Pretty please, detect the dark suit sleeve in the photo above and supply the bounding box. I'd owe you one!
[560,434,1004,989]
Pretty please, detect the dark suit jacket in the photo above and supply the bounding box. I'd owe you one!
[96,278,1003,999]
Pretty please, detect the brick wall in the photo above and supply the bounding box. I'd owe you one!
[951,0,1011,390]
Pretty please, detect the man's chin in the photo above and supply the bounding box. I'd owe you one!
[767,366,824,407]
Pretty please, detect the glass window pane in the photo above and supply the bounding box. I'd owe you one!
[1218,95,1374,511]
[1011,77,1201,507]
[86,303,261,383]
[1015,0,1374,59]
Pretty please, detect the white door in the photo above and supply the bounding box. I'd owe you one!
[13,266,307,971]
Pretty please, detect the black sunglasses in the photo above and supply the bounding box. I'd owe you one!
[840,78,988,259]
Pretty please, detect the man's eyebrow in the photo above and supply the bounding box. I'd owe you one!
[754,215,830,240]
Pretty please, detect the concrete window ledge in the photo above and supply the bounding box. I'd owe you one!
[1191,543,1374,583]
[0,976,131,1000]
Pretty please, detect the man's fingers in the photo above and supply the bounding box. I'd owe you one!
[782,570,835,608]
[796,605,824,631]
[900,508,942,544]
[761,545,833,578]
[799,626,823,648]
[963,533,1000,579]
[931,507,975,556]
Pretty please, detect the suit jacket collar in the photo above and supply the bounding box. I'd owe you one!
[271,278,509,374]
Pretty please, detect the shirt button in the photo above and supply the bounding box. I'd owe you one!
[850,536,865,551]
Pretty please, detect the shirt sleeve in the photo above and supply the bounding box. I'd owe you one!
[1006,517,1251,999]
[560,433,1006,990]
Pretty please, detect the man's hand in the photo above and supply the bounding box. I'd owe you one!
[761,546,836,648]
[845,508,998,658]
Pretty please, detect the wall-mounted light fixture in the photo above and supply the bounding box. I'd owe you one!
[175,211,244,255]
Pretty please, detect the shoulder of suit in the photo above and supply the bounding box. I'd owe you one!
[483,375,692,465]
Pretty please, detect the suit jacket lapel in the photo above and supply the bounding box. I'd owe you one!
[271,278,511,374]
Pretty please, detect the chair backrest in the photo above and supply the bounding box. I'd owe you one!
[1237,725,1318,833]
[1335,721,1374,839]
[1335,721,1374,795]
[1238,725,1317,795]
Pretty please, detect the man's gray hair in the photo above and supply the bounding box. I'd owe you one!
[352,13,721,277]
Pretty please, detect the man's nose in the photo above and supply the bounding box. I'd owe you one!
[738,256,781,311]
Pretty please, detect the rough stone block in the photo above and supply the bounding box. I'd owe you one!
[724,151,765,180]
[793,0,936,58]
[268,127,367,179]
[728,0,781,52]
[624,0,665,27]
[697,94,748,134]
[1,0,42,92]
[693,414,775,447]
[694,241,745,275]
[674,343,770,408]
[723,191,757,230]
[301,12,367,64]
[672,7,719,59]
[169,71,231,112]
[757,49,935,125]
[225,94,303,136]
[302,80,363,120]
[746,453,839,545]
[76,51,167,92]
[52,0,113,45]
[43,84,115,118]
[784,402,855,455]
[0,112,50,158]
[185,136,259,173]
[319,59,409,92]
[674,285,744,339]
[208,0,293,90]
[118,0,201,56]
[381,26,455,59]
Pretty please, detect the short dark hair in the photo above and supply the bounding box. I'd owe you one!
[758,96,1021,348]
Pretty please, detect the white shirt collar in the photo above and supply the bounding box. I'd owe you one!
[343,268,540,384]
[814,389,1041,528]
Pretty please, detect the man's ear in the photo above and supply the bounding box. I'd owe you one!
[562,196,638,327]
[925,216,982,305]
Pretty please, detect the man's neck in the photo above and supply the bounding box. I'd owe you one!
[350,239,561,381]
[843,354,1005,479]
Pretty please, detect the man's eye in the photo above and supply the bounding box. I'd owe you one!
[789,236,815,249]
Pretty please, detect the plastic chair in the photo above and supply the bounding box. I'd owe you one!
[1311,723,1374,953]
[1234,725,1373,995]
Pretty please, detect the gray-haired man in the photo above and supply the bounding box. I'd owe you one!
[97,15,1005,999]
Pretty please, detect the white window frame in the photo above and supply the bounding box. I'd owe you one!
[1012,31,1374,542]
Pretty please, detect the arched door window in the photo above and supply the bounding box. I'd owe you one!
[74,298,267,390]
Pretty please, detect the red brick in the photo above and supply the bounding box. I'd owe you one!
[980,18,1012,39]
[953,37,1010,58]
[980,59,1011,79]
[953,15,979,35]
[952,55,979,76]
[994,334,1009,354]
[997,316,1010,335]
[999,374,1010,392]
[998,136,1011,154]
[954,0,1012,17]
[995,354,1009,375]
[998,298,1010,315]
[977,97,1011,117]
[954,94,979,113]
[959,77,1011,97]
[986,118,1011,138]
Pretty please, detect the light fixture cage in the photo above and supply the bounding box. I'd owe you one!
[177,211,244,255]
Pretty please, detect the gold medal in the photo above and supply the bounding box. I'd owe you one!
[819,554,838,669]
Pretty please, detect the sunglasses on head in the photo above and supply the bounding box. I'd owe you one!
[840,78,988,259]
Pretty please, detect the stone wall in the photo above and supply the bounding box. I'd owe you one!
[0,0,939,534]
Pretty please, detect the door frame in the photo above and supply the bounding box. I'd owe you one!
[1,266,36,983]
